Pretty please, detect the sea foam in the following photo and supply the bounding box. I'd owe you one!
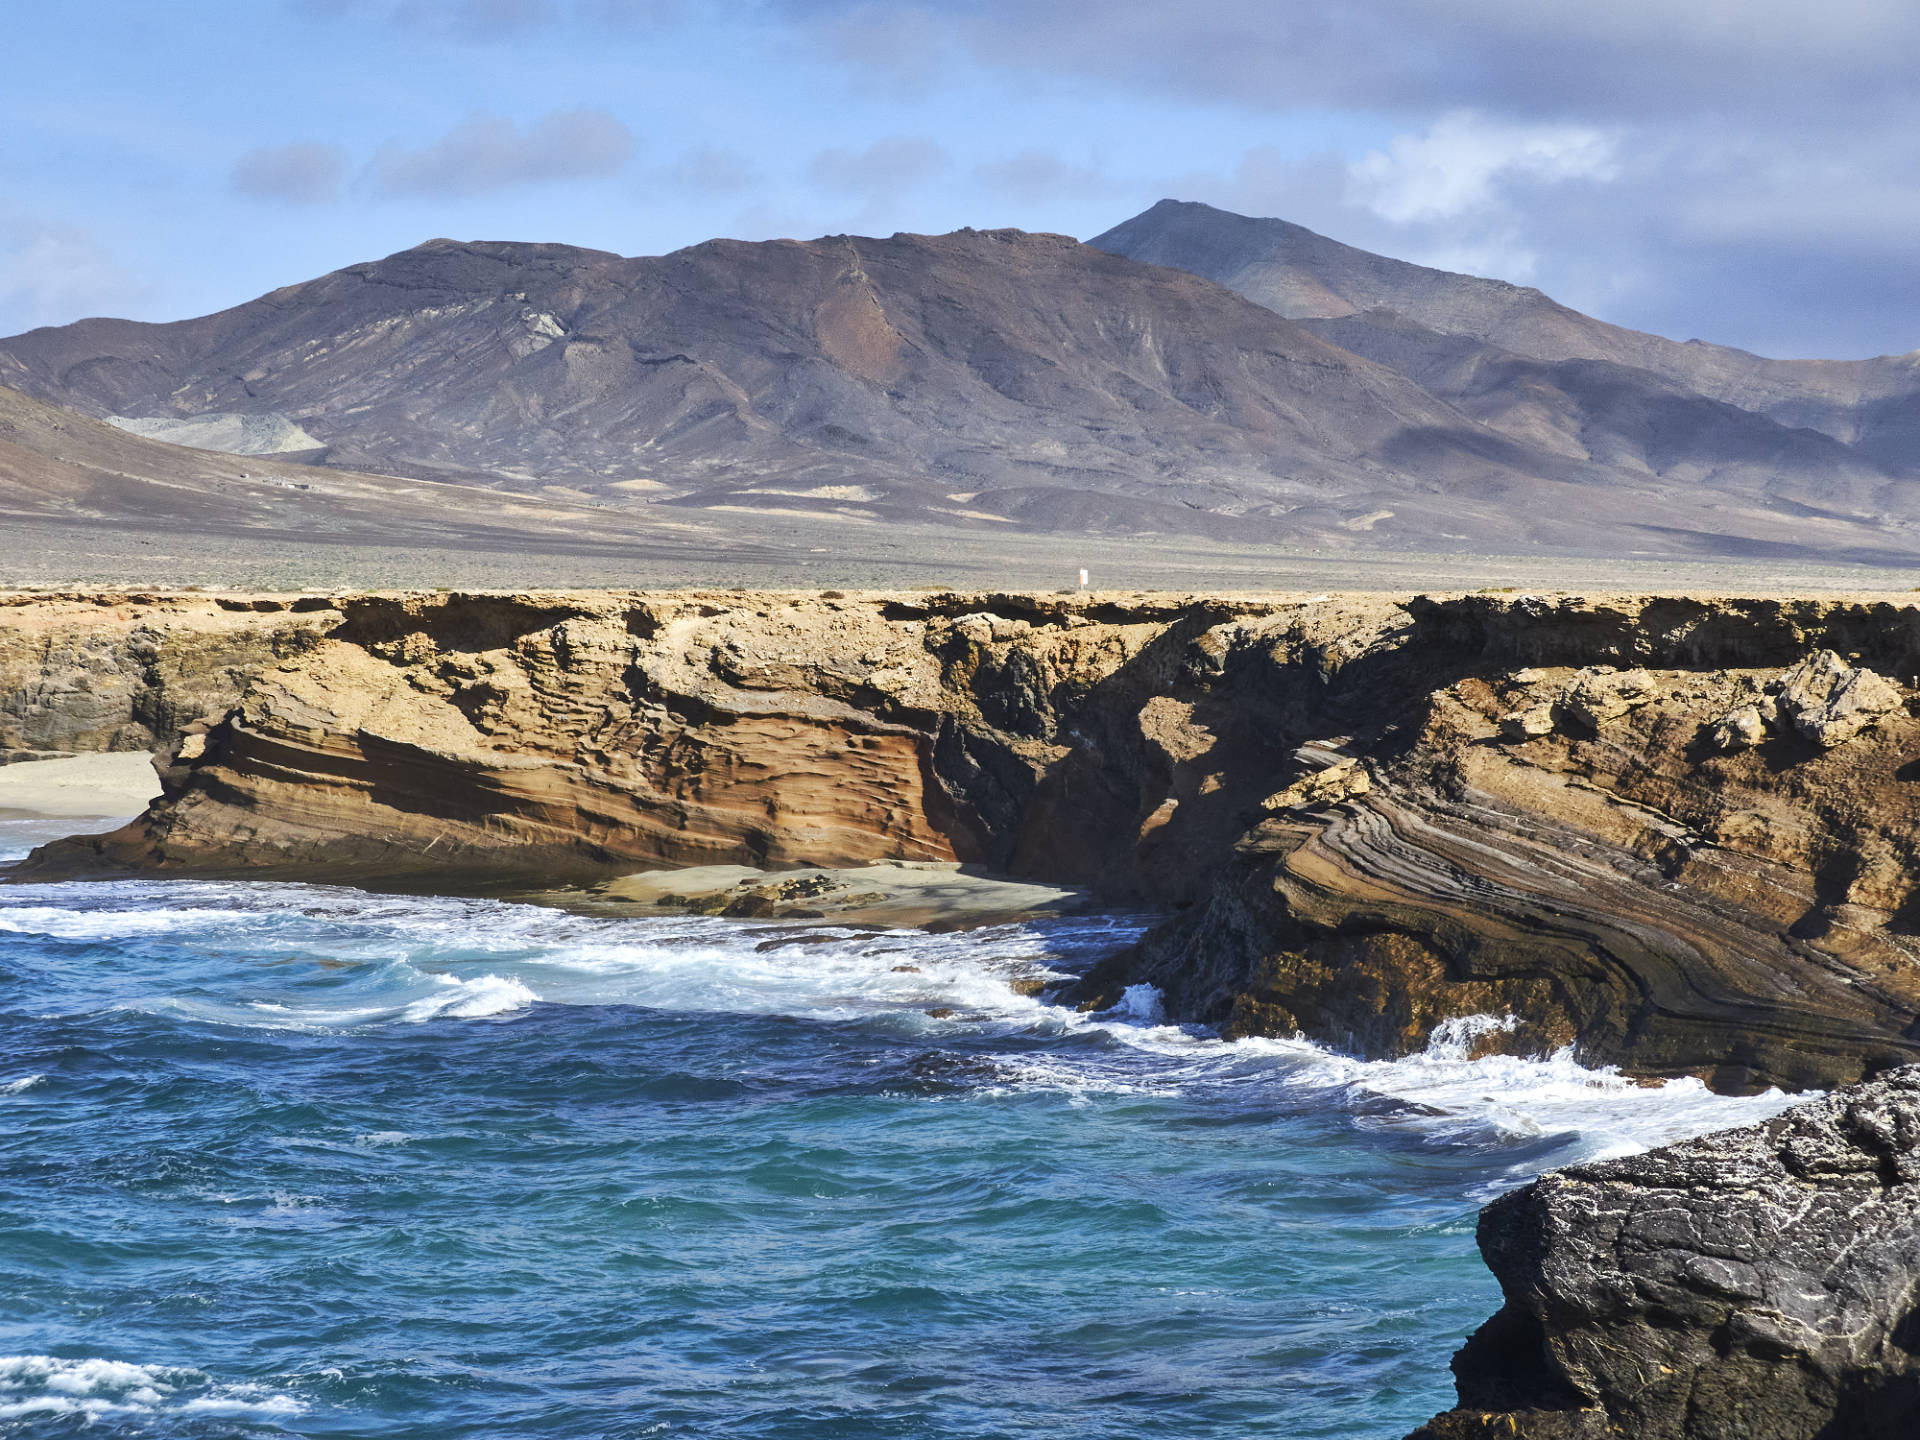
[0,1354,304,1421]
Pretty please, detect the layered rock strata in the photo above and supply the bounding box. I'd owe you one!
[14,588,1920,1090]
[1,591,337,755]
[1410,1064,1920,1439]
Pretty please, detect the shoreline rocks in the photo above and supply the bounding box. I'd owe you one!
[1410,1064,1920,1439]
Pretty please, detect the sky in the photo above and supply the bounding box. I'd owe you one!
[3,0,1917,359]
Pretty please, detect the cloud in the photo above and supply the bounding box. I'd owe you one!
[231,142,351,204]
[808,137,950,194]
[0,214,142,332]
[661,144,761,194]
[1346,113,1619,225]
[781,0,1920,120]
[371,109,635,196]
[974,150,1105,203]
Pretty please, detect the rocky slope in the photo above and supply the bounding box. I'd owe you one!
[1092,201,1920,542]
[0,230,1523,538]
[1411,1064,1920,1439]
[0,382,812,568]
[1092,200,1920,470]
[7,224,1920,560]
[14,587,1920,1092]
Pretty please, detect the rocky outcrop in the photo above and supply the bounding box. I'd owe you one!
[21,589,1303,888]
[0,592,337,755]
[15,587,1920,1090]
[1410,1064,1920,1439]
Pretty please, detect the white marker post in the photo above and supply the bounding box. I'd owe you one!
[1078,568,1089,589]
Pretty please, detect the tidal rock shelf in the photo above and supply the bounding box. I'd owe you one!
[11,586,1920,1092]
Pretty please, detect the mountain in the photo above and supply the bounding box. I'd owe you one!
[0,229,1537,538]
[4,218,1920,561]
[0,381,796,566]
[1090,200,1920,472]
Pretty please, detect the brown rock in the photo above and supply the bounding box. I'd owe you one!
[1498,703,1556,740]
[1707,703,1767,751]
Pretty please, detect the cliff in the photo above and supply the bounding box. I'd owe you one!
[13,587,1920,1091]
[1410,1064,1920,1439]
[0,591,338,755]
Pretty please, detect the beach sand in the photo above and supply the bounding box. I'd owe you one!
[0,752,162,819]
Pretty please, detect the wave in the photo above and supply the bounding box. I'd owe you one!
[0,1354,304,1422]
[0,879,1805,1171]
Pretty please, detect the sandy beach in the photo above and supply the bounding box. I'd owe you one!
[0,752,161,819]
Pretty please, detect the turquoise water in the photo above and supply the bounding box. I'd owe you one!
[0,833,1798,1438]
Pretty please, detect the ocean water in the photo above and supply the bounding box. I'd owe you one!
[0,823,1803,1439]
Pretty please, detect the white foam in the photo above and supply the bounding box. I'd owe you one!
[402,972,539,1021]
[1065,1009,1803,1181]
[1,1075,45,1096]
[0,878,1804,1171]
[0,1355,304,1422]
[1104,983,1167,1025]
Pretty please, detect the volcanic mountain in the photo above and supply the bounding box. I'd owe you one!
[4,215,1919,559]
[1092,199,1920,477]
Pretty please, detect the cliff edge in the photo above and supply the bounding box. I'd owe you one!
[12,587,1920,1092]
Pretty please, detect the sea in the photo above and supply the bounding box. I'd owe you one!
[0,813,1801,1439]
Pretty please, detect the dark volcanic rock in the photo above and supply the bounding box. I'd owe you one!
[1410,1065,1920,1440]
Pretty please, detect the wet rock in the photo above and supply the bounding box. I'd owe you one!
[1409,1064,1920,1440]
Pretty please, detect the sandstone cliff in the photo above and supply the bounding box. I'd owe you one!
[0,592,338,755]
[1410,1064,1920,1439]
[14,588,1920,1090]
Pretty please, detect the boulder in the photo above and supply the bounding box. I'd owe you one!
[1707,703,1767,751]
[1498,703,1556,740]
[1555,668,1658,731]
[1409,1065,1920,1439]
[1774,650,1904,747]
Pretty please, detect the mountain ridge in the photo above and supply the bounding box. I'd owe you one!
[4,208,1919,561]
[1090,199,1920,469]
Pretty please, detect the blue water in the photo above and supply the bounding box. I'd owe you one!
[0,838,1799,1437]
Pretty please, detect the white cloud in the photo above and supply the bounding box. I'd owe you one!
[661,144,761,195]
[1346,112,1620,225]
[232,142,350,204]
[974,150,1105,203]
[808,136,950,195]
[0,214,141,332]
[371,109,635,196]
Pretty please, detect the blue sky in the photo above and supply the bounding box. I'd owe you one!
[5,1,1918,358]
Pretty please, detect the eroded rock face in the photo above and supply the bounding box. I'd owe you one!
[15,587,1920,1090]
[0,592,337,754]
[1410,1065,1920,1440]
